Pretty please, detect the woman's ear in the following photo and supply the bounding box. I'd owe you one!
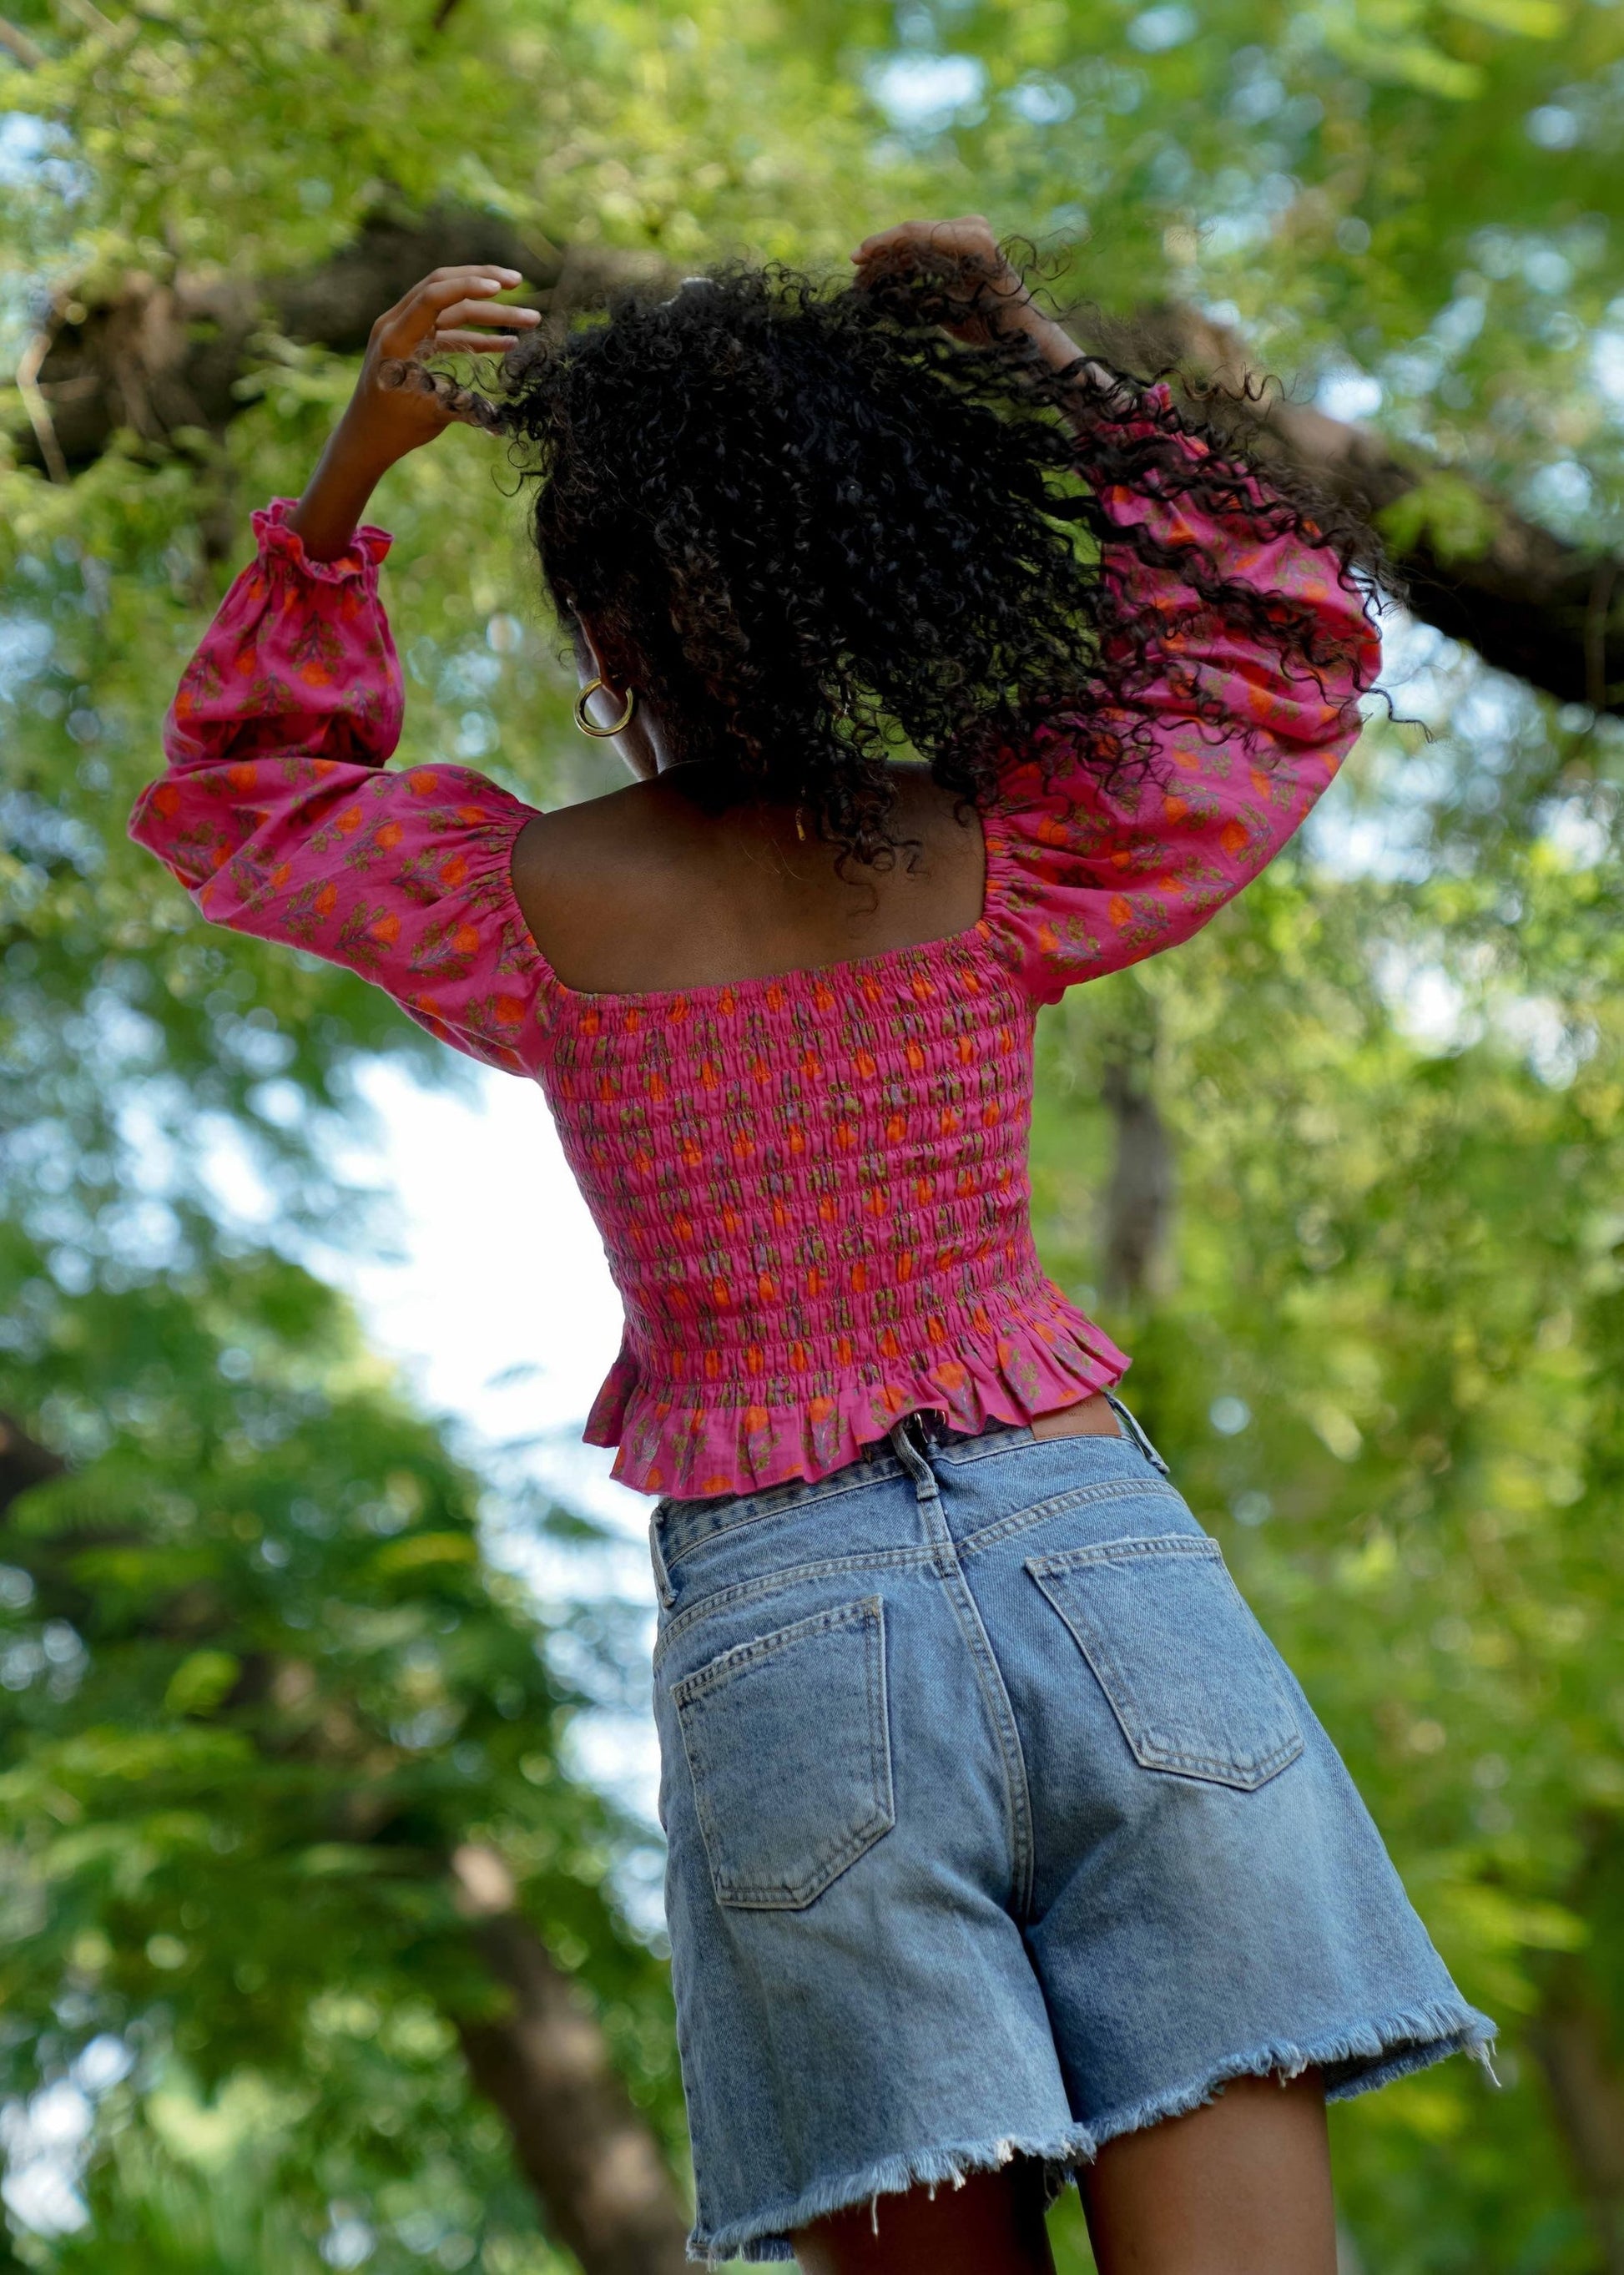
[569,613,604,687]
[574,615,642,704]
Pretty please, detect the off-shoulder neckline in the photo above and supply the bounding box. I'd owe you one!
[495,801,1016,1012]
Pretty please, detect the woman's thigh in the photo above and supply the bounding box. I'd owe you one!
[1081,2071,1335,2275]
[794,2161,1056,2275]
[792,2073,1334,2275]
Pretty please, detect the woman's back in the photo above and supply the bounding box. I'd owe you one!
[511,766,986,996]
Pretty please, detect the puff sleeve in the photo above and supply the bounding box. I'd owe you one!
[129,499,550,1074]
[987,385,1381,1006]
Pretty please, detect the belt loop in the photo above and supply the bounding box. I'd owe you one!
[648,1508,678,1609]
[888,1414,938,1502]
[1104,1390,1171,1478]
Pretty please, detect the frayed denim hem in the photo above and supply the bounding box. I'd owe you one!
[1087,1996,1500,2156]
[686,1999,1498,2264]
[687,2124,1098,2266]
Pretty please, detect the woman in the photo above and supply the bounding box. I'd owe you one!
[131,217,1493,2275]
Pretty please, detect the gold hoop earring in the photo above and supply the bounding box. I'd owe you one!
[573,676,638,737]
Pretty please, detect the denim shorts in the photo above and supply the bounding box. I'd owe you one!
[648,1401,1495,2265]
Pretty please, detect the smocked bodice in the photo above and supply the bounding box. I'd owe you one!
[542,919,1124,1490]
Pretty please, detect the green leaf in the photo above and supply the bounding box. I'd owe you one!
[367,1531,479,1576]
[164,1650,242,1717]
[1442,0,1566,35]
[1376,473,1503,565]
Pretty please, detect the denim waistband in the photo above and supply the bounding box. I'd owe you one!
[647,1395,1168,1610]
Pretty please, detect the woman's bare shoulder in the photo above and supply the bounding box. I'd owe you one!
[507,765,983,993]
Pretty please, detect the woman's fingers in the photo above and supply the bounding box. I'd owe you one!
[850,215,998,266]
[431,295,541,335]
[431,328,523,354]
[849,219,1031,346]
[414,273,527,318]
[374,268,539,357]
[416,265,524,309]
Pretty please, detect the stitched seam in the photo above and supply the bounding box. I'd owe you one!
[936,1552,1036,1918]
[1127,1730,1304,1784]
[917,1475,1036,1916]
[928,1416,1151,1467]
[672,1595,877,1706]
[1026,1546,1304,1789]
[960,1479,1186,1557]
[903,1445,1036,1909]
[1024,1531,1221,1573]
[715,1802,895,1906]
[714,1617,895,1905]
[653,1542,937,1667]
[930,1430,1036,1468]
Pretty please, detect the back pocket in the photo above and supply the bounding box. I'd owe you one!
[1026,1536,1303,1791]
[671,1597,895,1909]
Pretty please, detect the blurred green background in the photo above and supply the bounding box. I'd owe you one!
[3,1,1622,2268]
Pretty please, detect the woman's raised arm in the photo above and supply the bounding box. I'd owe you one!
[128,268,553,1075]
[288,261,539,557]
[851,220,1380,1006]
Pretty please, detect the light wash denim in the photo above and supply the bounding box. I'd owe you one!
[649,1400,1495,2265]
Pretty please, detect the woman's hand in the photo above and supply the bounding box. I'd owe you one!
[850,217,1084,372]
[289,264,541,561]
[850,217,1029,336]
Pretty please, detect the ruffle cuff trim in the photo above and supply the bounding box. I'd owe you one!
[583,1289,1130,1500]
[253,495,393,582]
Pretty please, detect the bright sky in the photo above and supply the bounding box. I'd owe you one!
[317,1059,664,1830]
[329,1059,633,1493]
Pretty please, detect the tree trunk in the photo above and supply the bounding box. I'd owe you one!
[451,1847,693,2275]
[10,211,1621,715]
[1531,1982,1624,2274]
[1100,1051,1176,1304]
[0,1413,63,1518]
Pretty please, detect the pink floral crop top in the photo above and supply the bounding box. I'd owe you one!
[131,389,1379,1499]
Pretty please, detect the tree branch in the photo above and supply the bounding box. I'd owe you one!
[8,212,666,466]
[8,211,1620,713]
[0,16,44,65]
[1100,1048,1175,1305]
[1111,301,1622,714]
[14,330,68,484]
[1,1451,692,2275]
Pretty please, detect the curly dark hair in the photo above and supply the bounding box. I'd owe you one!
[484,247,1377,869]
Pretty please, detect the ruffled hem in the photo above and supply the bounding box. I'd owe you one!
[583,1285,1129,1500]
[252,495,392,582]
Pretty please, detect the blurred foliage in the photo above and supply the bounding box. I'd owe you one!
[0,1236,678,2268]
[3,0,1623,2268]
